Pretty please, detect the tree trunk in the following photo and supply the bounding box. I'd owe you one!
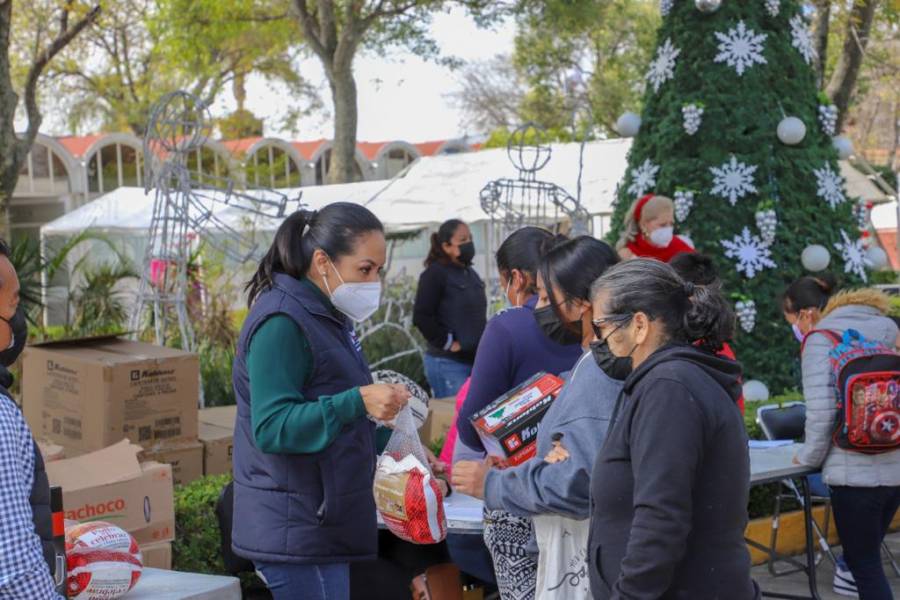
[327,64,359,185]
[889,100,899,172]
[826,0,880,132]
[812,0,830,89]
[0,1,21,241]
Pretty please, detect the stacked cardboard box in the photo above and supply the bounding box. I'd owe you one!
[198,405,236,477]
[22,336,204,486]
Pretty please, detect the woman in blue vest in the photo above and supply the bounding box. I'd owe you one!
[232,203,411,600]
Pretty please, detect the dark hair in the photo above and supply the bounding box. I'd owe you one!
[425,219,465,267]
[541,236,619,327]
[246,202,383,306]
[590,258,735,351]
[670,253,719,286]
[496,227,565,295]
[0,239,9,257]
[782,273,837,314]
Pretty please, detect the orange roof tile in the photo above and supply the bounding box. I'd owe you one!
[56,134,106,159]
[357,141,390,161]
[291,139,328,161]
[219,137,264,156]
[414,140,446,156]
[876,229,900,270]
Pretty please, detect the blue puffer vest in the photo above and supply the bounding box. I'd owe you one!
[231,273,377,564]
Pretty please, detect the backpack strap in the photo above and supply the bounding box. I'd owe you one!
[800,329,842,353]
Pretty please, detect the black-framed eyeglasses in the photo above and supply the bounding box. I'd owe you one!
[591,314,633,340]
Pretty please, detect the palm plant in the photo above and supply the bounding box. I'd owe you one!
[72,261,138,336]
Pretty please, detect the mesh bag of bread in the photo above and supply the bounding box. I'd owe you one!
[374,406,447,544]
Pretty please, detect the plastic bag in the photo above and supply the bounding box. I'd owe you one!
[374,406,447,544]
[533,514,591,600]
[369,369,430,429]
[64,521,143,600]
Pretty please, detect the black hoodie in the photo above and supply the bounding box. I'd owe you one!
[587,343,758,600]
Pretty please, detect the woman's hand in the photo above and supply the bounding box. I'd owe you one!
[450,340,462,352]
[544,440,570,464]
[425,447,447,475]
[360,383,410,421]
[451,459,491,499]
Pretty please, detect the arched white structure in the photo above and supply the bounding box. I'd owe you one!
[237,137,305,188]
[367,141,421,180]
[80,132,144,200]
[308,141,372,185]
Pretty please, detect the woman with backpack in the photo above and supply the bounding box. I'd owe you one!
[784,277,900,599]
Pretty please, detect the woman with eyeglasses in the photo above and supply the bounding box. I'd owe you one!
[453,236,623,600]
[587,259,756,599]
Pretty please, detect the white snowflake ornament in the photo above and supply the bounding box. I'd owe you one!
[835,229,868,282]
[682,104,704,135]
[735,299,757,333]
[627,159,660,198]
[764,0,780,17]
[818,104,838,136]
[813,163,846,209]
[789,14,816,65]
[721,227,777,278]
[674,190,695,222]
[714,21,768,76]
[755,208,778,244]
[661,0,675,16]
[710,155,759,206]
[646,38,681,93]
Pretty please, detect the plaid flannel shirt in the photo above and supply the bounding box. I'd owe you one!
[0,395,62,599]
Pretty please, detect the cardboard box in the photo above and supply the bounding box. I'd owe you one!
[420,397,456,447]
[22,336,199,453]
[199,421,233,476]
[141,441,204,487]
[198,404,236,430]
[471,372,564,466]
[46,440,175,545]
[140,541,173,570]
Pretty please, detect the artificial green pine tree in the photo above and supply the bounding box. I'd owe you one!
[608,0,868,393]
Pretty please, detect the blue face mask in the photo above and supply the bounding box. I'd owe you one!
[793,323,804,343]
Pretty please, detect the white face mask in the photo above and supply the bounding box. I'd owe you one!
[649,226,674,248]
[323,259,382,323]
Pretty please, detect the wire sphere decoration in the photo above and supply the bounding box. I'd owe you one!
[507,122,552,177]
[148,90,212,155]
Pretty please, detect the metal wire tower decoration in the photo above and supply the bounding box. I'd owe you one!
[479,123,590,287]
[130,90,299,353]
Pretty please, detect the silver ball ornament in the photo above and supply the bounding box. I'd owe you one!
[695,0,723,13]
[833,136,854,160]
[777,117,807,145]
[743,380,770,402]
[615,112,642,138]
[866,246,888,270]
[801,244,831,272]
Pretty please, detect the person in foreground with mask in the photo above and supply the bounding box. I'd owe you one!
[232,204,410,600]
[0,240,62,599]
[453,237,622,600]
[413,218,487,398]
[449,228,581,596]
[616,193,694,262]
[588,259,756,600]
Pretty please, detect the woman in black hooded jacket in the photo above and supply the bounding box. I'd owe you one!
[587,259,758,600]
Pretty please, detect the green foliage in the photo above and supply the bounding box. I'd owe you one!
[173,474,231,575]
[608,1,864,394]
[217,109,264,139]
[71,261,138,336]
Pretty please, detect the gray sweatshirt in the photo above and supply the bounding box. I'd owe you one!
[483,351,623,518]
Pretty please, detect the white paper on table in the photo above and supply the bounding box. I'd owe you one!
[443,493,485,523]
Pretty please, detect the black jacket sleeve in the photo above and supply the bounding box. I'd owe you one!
[413,265,450,348]
[612,379,705,599]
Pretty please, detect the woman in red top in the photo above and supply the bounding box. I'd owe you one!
[617,193,695,262]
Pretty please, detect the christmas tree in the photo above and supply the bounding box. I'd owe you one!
[608,0,871,393]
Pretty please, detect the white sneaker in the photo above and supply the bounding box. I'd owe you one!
[833,561,858,598]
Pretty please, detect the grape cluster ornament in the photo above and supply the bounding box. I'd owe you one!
[764,0,780,17]
[682,103,704,135]
[661,0,675,16]
[818,104,838,137]
[674,189,695,222]
[735,298,757,333]
[755,205,777,244]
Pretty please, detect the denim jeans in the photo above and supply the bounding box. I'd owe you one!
[829,485,900,600]
[256,561,349,600]
[423,353,472,398]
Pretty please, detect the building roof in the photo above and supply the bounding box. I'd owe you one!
[56,134,107,159]
[290,139,328,161]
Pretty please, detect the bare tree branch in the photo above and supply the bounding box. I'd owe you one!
[826,0,879,131]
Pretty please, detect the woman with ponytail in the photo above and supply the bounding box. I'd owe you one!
[413,219,487,398]
[232,203,410,599]
[616,193,694,262]
[587,259,756,599]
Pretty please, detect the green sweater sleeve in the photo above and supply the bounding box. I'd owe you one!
[247,314,366,454]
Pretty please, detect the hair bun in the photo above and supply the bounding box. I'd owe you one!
[683,281,696,296]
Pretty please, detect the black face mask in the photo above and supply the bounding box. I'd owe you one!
[590,329,634,381]
[0,307,27,367]
[457,241,475,265]
[534,305,582,346]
